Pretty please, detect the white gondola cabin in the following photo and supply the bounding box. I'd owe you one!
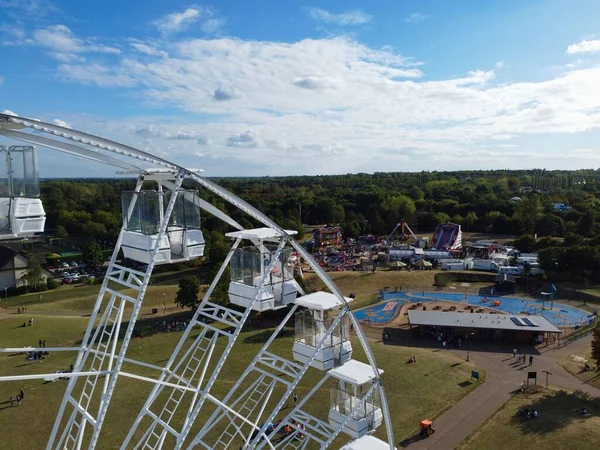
[121,189,205,264]
[0,145,45,239]
[340,435,390,450]
[292,292,353,370]
[226,228,298,311]
[328,360,384,439]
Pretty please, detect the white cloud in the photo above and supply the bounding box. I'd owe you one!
[134,125,207,142]
[0,0,58,18]
[153,8,203,34]
[52,118,71,128]
[307,7,372,26]
[0,23,25,39]
[2,109,17,116]
[566,39,600,55]
[202,18,226,34]
[226,130,262,148]
[23,31,600,176]
[27,25,120,62]
[213,85,241,101]
[130,41,168,57]
[405,13,430,23]
[58,63,134,87]
[196,135,210,145]
[292,75,345,90]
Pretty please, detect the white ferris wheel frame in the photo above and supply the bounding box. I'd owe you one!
[0,113,395,450]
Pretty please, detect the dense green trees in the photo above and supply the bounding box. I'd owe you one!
[23,256,45,290]
[39,169,600,252]
[592,321,600,369]
[83,241,104,272]
[176,276,202,309]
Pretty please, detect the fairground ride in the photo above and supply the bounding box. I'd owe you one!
[385,220,417,246]
[0,113,394,450]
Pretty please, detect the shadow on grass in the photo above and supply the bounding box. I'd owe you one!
[424,362,467,377]
[398,431,429,448]
[242,328,292,344]
[509,389,600,435]
[378,327,543,356]
[74,309,195,345]
[458,380,474,388]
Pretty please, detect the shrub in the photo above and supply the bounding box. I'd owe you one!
[47,278,60,289]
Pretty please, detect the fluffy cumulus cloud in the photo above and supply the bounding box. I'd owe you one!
[8,24,600,176]
[306,7,372,26]
[566,39,600,55]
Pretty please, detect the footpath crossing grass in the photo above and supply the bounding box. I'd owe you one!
[459,388,600,450]
[0,312,481,449]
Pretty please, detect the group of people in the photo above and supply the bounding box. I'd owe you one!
[154,319,189,333]
[8,388,25,407]
[26,339,50,361]
[518,407,539,420]
[16,306,29,314]
[513,350,534,366]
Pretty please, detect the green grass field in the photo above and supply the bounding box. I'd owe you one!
[0,312,481,449]
[459,387,600,450]
[560,345,600,391]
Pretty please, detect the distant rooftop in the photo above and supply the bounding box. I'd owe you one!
[408,310,560,333]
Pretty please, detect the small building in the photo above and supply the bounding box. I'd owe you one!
[495,273,516,294]
[0,245,51,290]
[408,310,561,343]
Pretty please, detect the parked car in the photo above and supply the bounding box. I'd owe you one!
[60,262,69,268]
[70,261,78,267]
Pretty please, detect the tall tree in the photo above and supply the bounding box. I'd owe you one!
[176,276,202,309]
[23,256,44,291]
[83,241,104,272]
[592,320,600,369]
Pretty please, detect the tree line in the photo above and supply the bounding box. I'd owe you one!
[41,169,600,242]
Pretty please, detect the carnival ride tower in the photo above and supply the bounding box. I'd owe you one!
[0,113,395,450]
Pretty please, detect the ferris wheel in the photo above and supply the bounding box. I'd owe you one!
[0,112,395,450]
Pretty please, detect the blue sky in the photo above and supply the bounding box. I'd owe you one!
[2,0,600,177]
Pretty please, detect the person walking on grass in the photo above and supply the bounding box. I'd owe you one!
[293,393,298,407]
[513,348,517,358]
[529,355,534,366]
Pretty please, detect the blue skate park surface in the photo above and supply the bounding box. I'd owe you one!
[353,291,595,327]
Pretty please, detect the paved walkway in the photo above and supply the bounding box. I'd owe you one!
[401,335,600,450]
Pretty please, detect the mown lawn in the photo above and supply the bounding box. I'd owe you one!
[0,313,482,449]
[560,343,600,391]
[459,388,600,450]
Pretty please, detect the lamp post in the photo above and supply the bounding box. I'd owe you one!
[3,287,6,309]
[163,292,166,315]
[542,370,552,389]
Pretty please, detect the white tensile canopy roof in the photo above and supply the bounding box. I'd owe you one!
[294,291,353,311]
[329,359,383,385]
